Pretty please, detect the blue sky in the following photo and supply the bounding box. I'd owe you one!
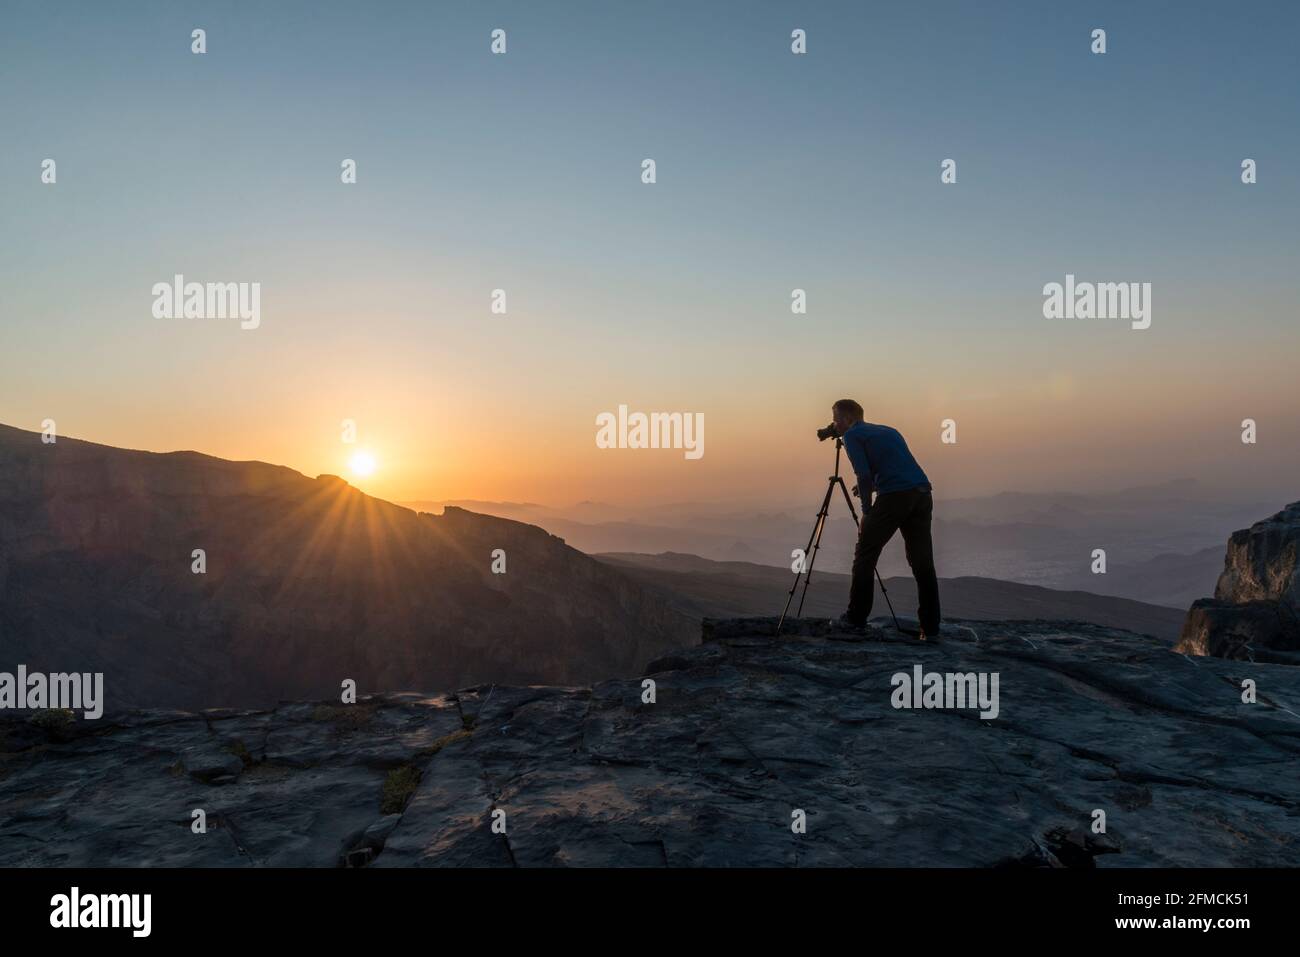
[1,0,1296,503]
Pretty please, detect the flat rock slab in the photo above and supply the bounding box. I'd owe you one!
[2,617,1298,867]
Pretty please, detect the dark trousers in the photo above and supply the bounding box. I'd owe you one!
[847,487,940,634]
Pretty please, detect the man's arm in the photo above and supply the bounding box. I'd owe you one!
[840,431,874,500]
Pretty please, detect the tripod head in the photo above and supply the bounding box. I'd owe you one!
[829,436,846,477]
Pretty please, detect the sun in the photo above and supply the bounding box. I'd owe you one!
[348,450,377,477]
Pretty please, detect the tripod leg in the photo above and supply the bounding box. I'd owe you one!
[800,476,866,617]
[833,477,860,526]
[798,476,853,616]
[875,567,903,632]
[778,480,836,632]
[795,510,827,617]
[781,511,822,624]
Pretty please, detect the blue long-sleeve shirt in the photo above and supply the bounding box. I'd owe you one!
[840,421,931,497]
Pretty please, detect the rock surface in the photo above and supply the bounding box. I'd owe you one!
[4,616,1298,867]
[1178,501,1300,663]
[0,423,695,709]
[1215,501,1300,607]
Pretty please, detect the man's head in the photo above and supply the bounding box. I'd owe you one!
[831,398,864,435]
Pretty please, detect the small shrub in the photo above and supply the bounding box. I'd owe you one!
[310,704,375,729]
[29,709,75,732]
[380,766,421,814]
[225,739,254,767]
[418,729,471,759]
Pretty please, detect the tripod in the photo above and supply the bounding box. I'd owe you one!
[777,438,902,635]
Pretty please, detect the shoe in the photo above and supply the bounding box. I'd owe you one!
[835,613,866,631]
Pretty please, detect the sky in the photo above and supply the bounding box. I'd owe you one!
[2,0,1297,507]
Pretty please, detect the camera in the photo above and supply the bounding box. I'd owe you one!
[816,422,839,442]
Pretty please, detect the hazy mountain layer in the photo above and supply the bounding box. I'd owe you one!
[595,552,1188,640]
[405,484,1263,605]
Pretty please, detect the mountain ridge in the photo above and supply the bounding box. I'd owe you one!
[0,423,694,710]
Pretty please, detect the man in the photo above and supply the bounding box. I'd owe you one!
[831,398,941,638]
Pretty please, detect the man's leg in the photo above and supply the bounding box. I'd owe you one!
[899,490,941,636]
[845,494,904,625]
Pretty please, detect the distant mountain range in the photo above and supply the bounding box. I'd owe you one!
[594,552,1188,640]
[405,482,1257,608]
[0,424,694,711]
